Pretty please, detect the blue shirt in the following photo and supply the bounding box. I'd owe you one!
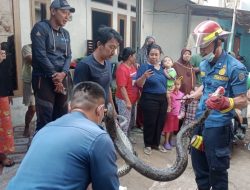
[136,63,167,94]
[195,51,248,128]
[73,55,112,104]
[7,112,119,190]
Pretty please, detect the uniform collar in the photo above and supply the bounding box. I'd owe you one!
[213,50,227,69]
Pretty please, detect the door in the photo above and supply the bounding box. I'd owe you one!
[118,14,127,52]
[92,9,112,43]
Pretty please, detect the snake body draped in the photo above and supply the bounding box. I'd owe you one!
[104,103,210,181]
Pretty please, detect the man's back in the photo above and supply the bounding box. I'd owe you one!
[7,112,119,190]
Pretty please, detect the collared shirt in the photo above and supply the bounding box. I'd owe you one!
[7,112,119,190]
[195,51,248,128]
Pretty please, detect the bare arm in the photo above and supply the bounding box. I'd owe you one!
[233,93,248,110]
[188,85,204,100]
[24,55,32,65]
[136,69,153,88]
[120,86,132,110]
[109,87,117,115]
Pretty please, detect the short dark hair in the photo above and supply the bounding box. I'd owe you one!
[94,26,123,48]
[118,47,136,62]
[146,43,163,56]
[70,82,105,111]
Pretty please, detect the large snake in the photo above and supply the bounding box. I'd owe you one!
[103,105,134,177]
[104,103,211,181]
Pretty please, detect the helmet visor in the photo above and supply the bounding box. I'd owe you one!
[192,32,215,48]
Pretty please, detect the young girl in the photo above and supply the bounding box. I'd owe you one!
[162,77,184,150]
[179,87,199,127]
[161,56,177,112]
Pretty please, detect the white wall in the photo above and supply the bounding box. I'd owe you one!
[12,0,136,126]
[142,0,154,47]
[19,0,136,59]
[19,0,32,47]
[143,5,217,61]
[151,13,187,61]
[66,0,136,58]
[66,0,88,58]
[239,0,250,11]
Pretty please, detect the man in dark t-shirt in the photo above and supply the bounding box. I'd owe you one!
[74,55,112,104]
[74,26,122,107]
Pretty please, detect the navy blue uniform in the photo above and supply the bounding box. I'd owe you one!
[191,51,248,190]
[31,20,72,131]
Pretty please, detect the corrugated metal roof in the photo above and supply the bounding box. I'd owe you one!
[153,0,250,27]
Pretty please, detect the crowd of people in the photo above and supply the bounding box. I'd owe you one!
[0,0,249,189]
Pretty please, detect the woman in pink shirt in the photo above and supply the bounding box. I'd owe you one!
[162,78,184,150]
[115,48,139,136]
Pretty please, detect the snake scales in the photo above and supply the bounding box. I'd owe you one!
[104,103,210,181]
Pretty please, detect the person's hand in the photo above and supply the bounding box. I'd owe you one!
[167,106,171,112]
[126,101,132,110]
[0,50,6,63]
[182,94,193,104]
[206,96,234,113]
[54,82,66,94]
[52,72,66,84]
[143,69,154,79]
[193,67,200,73]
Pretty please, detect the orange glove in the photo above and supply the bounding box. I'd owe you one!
[206,96,234,113]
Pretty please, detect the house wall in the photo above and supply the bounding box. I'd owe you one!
[142,6,217,61]
[219,18,250,71]
[19,0,136,59]
[11,0,136,126]
[141,0,154,46]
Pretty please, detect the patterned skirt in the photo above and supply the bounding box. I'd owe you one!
[0,97,15,153]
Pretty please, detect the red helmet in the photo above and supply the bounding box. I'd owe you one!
[192,20,230,48]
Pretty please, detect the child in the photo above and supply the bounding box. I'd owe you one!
[161,56,177,112]
[179,87,199,127]
[162,78,184,150]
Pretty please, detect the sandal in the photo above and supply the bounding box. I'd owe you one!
[144,147,152,155]
[158,145,167,153]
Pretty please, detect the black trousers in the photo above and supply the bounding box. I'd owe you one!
[32,76,72,131]
[139,92,167,147]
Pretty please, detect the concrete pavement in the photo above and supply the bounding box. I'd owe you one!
[1,118,250,190]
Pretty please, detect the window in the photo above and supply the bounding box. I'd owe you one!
[92,0,113,6]
[92,10,112,45]
[131,5,136,13]
[118,2,127,10]
[31,0,50,26]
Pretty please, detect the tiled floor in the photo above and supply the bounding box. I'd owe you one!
[0,123,35,189]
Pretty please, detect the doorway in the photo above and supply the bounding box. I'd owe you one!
[117,14,127,52]
[92,9,112,44]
